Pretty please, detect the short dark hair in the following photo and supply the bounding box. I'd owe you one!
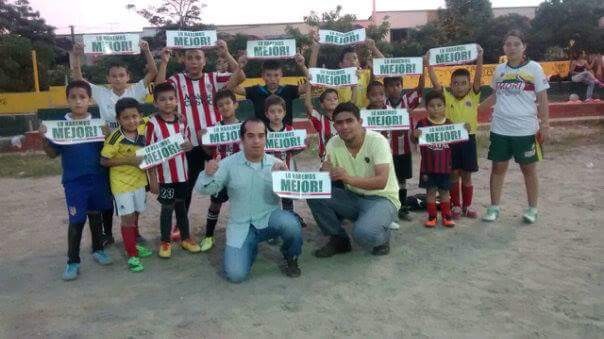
[504,29,526,44]
[115,98,141,119]
[383,76,403,88]
[333,102,360,119]
[262,60,282,72]
[107,61,128,73]
[239,117,268,138]
[153,82,176,100]
[66,80,92,98]
[424,90,445,106]
[451,68,471,81]
[264,94,286,112]
[319,88,338,103]
[366,80,384,97]
[339,47,356,62]
[215,89,237,103]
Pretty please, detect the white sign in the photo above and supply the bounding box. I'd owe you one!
[43,119,106,145]
[266,129,307,152]
[246,39,296,59]
[272,171,331,199]
[166,30,217,49]
[308,67,358,87]
[361,109,410,131]
[418,123,469,146]
[373,57,424,76]
[318,28,366,45]
[201,123,242,146]
[137,134,185,169]
[429,44,478,66]
[83,34,141,55]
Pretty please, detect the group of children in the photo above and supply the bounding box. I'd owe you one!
[41,29,549,280]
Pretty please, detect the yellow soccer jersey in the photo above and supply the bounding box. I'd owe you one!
[101,121,148,194]
[443,88,480,134]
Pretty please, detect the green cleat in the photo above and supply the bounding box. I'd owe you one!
[136,244,152,258]
[127,257,144,273]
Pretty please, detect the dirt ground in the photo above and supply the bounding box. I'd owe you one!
[1,124,603,338]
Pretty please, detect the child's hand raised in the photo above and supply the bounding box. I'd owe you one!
[463,123,471,131]
[72,43,85,57]
[294,52,305,66]
[477,44,484,58]
[160,48,172,63]
[139,40,150,51]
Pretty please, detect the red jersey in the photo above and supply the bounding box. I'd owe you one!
[212,120,241,159]
[145,114,191,184]
[167,72,230,147]
[383,89,422,155]
[309,109,336,161]
[415,117,453,174]
[266,124,295,170]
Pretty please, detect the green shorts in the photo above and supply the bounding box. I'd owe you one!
[487,132,542,164]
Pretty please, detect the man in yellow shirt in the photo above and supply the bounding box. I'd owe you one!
[307,102,399,257]
[427,46,484,219]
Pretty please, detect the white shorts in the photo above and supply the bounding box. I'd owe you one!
[114,188,147,216]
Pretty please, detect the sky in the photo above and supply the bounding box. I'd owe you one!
[27,0,544,34]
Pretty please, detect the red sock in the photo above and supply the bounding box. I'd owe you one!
[121,226,138,257]
[441,201,451,219]
[427,202,438,219]
[462,185,474,208]
[450,181,461,207]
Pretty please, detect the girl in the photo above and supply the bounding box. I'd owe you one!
[570,50,603,102]
[482,30,550,224]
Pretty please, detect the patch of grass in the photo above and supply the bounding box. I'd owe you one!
[0,152,62,178]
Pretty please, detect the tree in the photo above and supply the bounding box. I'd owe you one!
[479,14,532,62]
[438,0,494,44]
[530,0,604,59]
[127,0,206,28]
[0,0,55,43]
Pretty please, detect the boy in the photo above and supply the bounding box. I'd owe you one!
[411,91,456,228]
[382,71,425,221]
[309,31,384,108]
[38,80,113,281]
[236,55,309,126]
[427,46,484,219]
[199,89,241,252]
[101,98,153,272]
[145,82,201,257]
[264,95,306,226]
[303,84,339,162]
[156,41,246,231]
[70,40,157,245]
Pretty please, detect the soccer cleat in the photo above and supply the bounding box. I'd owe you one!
[482,206,500,222]
[283,257,301,277]
[181,239,201,253]
[398,208,413,221]
[442,217,456,228]
[158,242,172,258]
[62,263,80,281]
[388,221,400,230]
[462,206,478,218]
[424,217,437,228]
[200,237,214,252]
[371,241,390,256]
[451,206,463,220]
[92,250,113,265]
[522,207,538,224]
[136,244,152,258]
[314,236,351,258]
[127,256,144,273]
[170,225,181,242]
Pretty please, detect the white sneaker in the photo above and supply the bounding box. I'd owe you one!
[388,222,400,230]
[482,206,500,222]
[522,207,538,224]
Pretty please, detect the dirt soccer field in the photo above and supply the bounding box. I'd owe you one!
[0,124,603,338]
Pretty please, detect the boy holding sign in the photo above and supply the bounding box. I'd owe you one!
[199,89,241,252]
[38,81,114,281]
[303,84,339,162]
[145,83,201,258]
[411,91,458,228]
[71,39,157,246]
[101,98,153,272]
[427,46,484,219]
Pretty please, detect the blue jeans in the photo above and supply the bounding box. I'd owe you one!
[307,187,396,250]
[224,209,302,283]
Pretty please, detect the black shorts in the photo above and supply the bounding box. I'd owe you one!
[158,182,189,205]
[393,154,412,181]
[210,188,229,204]
[451,134,478,172]
[419,173,452,190]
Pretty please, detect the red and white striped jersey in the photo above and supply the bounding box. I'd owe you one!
[383,89,422,155]
[167,72,230,147]
[266,125,295,170]
[145,114,190,184]
[212,121,241,159]
[309,109,336,161]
